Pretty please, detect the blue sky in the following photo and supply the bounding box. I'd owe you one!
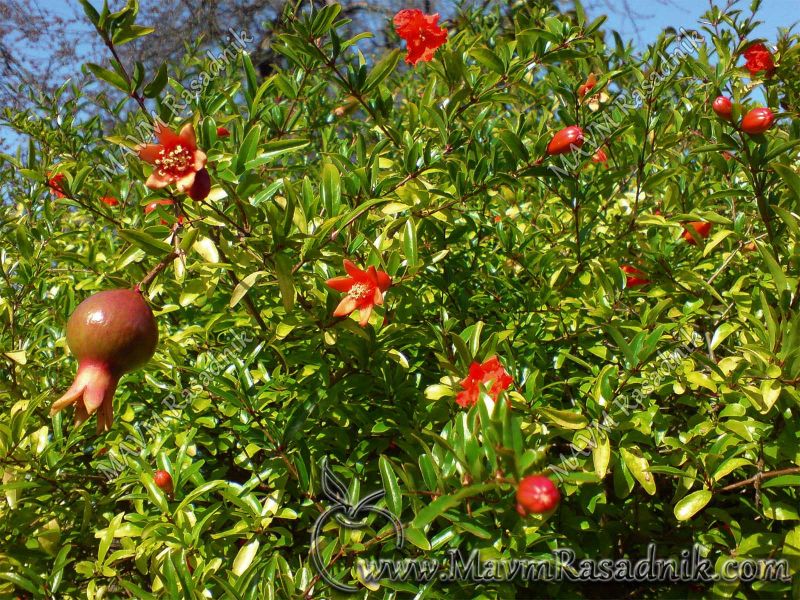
[597,0,795,44]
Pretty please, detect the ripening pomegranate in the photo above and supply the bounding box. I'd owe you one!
[50,289,158,433]
[154,470,174,494]
[741,107,774,135]
[187,168,211,200]
[516,475,560,515]
[712,96,733,120]
[682,221,712,245]
[547,126,584,156]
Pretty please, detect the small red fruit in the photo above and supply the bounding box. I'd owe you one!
[187,168,211,200]
[154,470,174,494]
[742,241,758,253]
[712,96,733,120]
[740,107,774,135]
[50,289,159,433]
[682,221,712,245]
[216,126,230,138]
[516,475,560,515]
[621,265,650,287]
[547,126,584,156]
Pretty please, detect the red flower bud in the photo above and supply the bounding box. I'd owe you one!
[516,475,560,515]
[547,126,584,156]
[216,126,230,138]
[712,96,733,120]
[740,107,774,135]
[100,196,119,207]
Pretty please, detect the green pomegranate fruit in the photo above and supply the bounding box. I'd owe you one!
[50,289,158,433]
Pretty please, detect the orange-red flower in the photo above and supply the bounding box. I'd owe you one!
[743,43,775,77]
[100,196,119,207]
[621,265,650,287]
[393,9,448,66]
[592,148,608,165]
[326,260,392,326]
[216,126,230,138]
[137,123,207,192]
[577,72,597,97]
[144,199,184,225]
[455,356,513,408]
[48,173,66,198]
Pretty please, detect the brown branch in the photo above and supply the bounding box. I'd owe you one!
[716,466,800,493]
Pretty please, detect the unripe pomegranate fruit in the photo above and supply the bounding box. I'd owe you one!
[712,96,733,120]
[516,475,560,515]
[741,107,774,135]
[547,126,584,156]
[154,470,174,494]
[682,221,712,245]
[50,289,158,433]
[187,168,211,200]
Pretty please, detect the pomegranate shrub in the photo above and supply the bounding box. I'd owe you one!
[0,1,799,598]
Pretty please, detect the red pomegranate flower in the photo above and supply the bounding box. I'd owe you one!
[100,196,119,207]
[682,221,712,245]
[455,356,513,408]
[592,148,608,165]
[216,126,230,138]
[621,265,650,287]
[48,173,66,198]
[393,9,448,66]
[326,260,392,326]
[137,123,207,192]
[742,43,775,77]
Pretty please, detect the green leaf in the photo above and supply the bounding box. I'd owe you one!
[230,271,268,308]
[245,139,310,170]
[86,62,130,92]
[379,456,402,517]
[403,218,419,269]
[538,407,588,430]
[143,63,168,98]
[619,447,657,495]
[274,253,295,312]
[772,163,800,201]
[364,49,402,93]
[321,162,341,216]
[118,229,173,255]
[674,489,712,521]
[236,125,262,173]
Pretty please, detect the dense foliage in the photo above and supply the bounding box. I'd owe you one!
[1,0,800,597]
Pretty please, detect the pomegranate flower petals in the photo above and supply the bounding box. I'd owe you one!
[455,356,513,408]
[393,9,448,66]
[326,260,392,327]
[743,43,775,77]
[137,123,207,193]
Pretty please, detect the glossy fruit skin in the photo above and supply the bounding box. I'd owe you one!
[682,221,712,245]
[154,470,173,494]
[547,126,584,156]
[741,107,774,135]
[187,168,211,200]
[712,96,733,120]
[516,475,560,515]
[66,289,158,376]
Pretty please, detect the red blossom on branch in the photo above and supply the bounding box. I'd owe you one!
[455,356,513,408]
[393,9,448,66]
[100,196,119,207]
[137,123,207,192]
[742,43,775,77]
[48,173,66,198]
[326,260,392,326]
